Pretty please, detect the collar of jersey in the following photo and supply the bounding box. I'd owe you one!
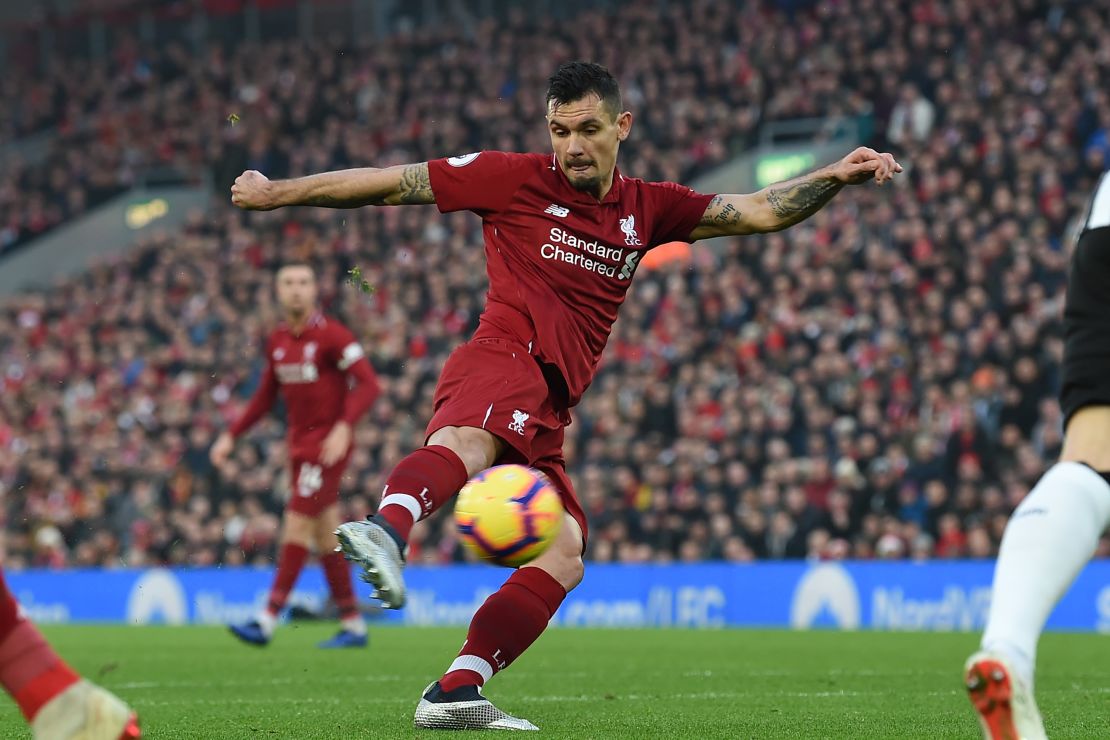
[279,312,325,335]
[551,154,624,205]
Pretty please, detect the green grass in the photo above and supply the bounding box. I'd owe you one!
[2,625,1107,738]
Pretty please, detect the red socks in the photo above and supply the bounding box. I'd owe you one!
[9,654,80,722]
[266,543,310,616]
[0,572,22,641]
[0,570,80,721]
[271,546,361,623]
[439,568,567,692]
[320,551,359,620]
[376,445,469,542]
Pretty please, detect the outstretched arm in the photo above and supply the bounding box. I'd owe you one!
[688,147,902,240]
[231,162,434,210]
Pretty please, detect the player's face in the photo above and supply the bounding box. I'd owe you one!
[547,94,632,198]
[275,266,317,318]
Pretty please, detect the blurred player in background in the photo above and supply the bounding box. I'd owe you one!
[966,172,1110,740]
[0,569,139,739]
[230,62,901,729]
[210,262,380,649]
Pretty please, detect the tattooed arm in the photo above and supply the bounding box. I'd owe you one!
[688,147,902,239]
[230,163,434,210]
[691,170,845,239]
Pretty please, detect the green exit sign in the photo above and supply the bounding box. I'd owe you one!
[755,152,817,188]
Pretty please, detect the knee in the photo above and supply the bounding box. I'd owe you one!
[558,552,585,592]
[427,427,500,477]
[457,440,494,478]
[283,529,312,550]
[543,521,585,591]
[533,548,583,593]
[1062,407,1110,470]
[282,514,314,549]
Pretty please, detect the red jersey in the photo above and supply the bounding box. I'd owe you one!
[229,313,379,458]
[428,152,714,406]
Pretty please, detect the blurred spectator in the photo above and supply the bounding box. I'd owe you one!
[1,0,1110,567]
[886,84,936,146]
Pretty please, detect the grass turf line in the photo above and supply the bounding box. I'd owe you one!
[0,625,1104,738]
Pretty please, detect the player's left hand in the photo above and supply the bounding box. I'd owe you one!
[831,147,903,186]
[320,422,352,466]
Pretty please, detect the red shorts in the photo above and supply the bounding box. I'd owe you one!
[426,338,588,542]
[287,456,347,517]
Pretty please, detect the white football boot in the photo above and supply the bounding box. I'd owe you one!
[414,681,538,731]
[334,517,407,609]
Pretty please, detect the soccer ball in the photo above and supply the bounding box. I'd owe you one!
[454,465,563,567]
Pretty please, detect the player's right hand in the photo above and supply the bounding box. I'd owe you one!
[231,170,276,210]
[210,431,235,467]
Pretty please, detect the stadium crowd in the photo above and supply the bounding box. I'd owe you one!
[1,0,866,254]
[2,0,1110,568]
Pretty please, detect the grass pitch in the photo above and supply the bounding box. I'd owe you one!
[2,625,1107,738]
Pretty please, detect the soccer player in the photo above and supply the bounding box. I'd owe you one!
[211,262,380,649]
[0,568,140,739]
[230,62,901,729]
[965,173,1110,740]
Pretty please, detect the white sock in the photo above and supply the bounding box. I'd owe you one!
[981,461,1110,689]
[378,492,422,526]
[256,610,277,637]
[341,615,367,635]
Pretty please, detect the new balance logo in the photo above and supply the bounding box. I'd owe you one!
[544,204,570,218]
[508,410,529,435]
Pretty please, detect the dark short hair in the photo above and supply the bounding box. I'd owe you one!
[276,261,316,277]
[546,61,622,120]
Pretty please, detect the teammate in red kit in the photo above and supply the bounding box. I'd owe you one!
[211,262,380,649]
[0,568,140,739]
[230,62,901,728]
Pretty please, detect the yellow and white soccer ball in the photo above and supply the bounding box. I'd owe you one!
[454,464,563,567]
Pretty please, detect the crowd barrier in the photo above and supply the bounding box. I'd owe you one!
[8,561,1110,631]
